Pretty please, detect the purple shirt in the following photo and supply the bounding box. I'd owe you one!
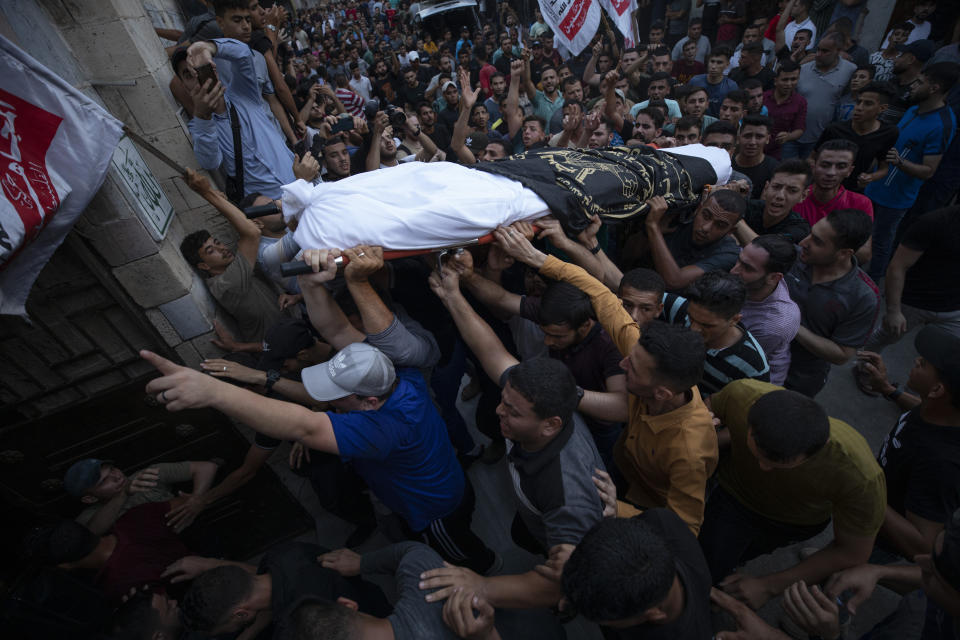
[740,279,801,386]
[762,90,807,159]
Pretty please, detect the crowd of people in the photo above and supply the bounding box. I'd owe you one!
[24,0,960,638]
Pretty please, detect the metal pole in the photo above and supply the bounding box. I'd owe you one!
[121,125,188,176]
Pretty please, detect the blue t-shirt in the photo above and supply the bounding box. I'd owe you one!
[329,368,464,531]
[866,105,957,209]
[689,74,739,117]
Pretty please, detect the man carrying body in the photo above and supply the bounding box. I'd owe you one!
[702,380,886,609]
[731,235,801,387]
[493,228,717,535]
[419,257,604,610]
[785,209,879,397]
[141,248,497,574]
[640,191,745,291]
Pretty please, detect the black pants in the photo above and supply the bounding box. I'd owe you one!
[403,476,497,575]
[699,485,830,583]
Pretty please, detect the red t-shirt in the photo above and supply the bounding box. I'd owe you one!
[96,501,189,601]
[795,186,875,226]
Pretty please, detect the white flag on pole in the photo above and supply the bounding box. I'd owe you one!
[0,35,123,316]
[600,0,638,48]
[537,0,602,56]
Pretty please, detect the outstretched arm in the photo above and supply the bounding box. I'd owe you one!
[505,59,524,139]
[428,262,518,384]
[142,350,339,453]
[297,249,367,350]
[183,169,260,266]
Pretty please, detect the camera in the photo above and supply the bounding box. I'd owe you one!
[363,98,407,129]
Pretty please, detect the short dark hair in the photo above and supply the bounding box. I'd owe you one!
[751,235,798,275]
[685,271,746,319]
[415,100,435,114]
[538,281,595,329]
[649,71,672,83]
[704,120,737,139]
[922,62,960,96]
[111,591,162,640]
[815,137,859,158]
[275,596,356,640]
[181,566,255,632]
[619,267,665,298]
[505,357,579,424]
[562,517,676,620]
[710,46,733,60]
[689,17,703,27]
[740,113,772,133]
[858,80,896,103]
[652,46,671,58]
[683,85,709,102]
[777,60,800,75]
[819,31,846,49]
[826,208,873,251]
[740,78,764,92]
[773,158,813,185]
[214,0,250,16]
[521,114,547,131]
[637,107,665,129]
[562,76,581,91]
[708,189,747,220]
[723,89,750,107]
[180,230,211,269]
[490,72,506,83]
[675,115,701,132]
[637,321,704,391]
[486,138,511,157]
[748,389,830,462]
[742,41,764,55]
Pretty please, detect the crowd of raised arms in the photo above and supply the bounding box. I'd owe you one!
[25,0,960,639]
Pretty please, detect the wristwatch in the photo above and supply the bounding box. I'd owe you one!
[883,382,903,401]
[575,385,585,404]
[588,243,601,254]
[264,369,281,393]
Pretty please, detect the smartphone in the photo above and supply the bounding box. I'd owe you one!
[331,117,354,134]
[196,63,216,88]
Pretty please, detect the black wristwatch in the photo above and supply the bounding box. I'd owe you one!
[883,382,903,401]
[588,243,601,254]
[264,369,281,392]
[575,385,585,404]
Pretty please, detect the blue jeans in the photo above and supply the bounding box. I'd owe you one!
[782,140,816,160]
[869,205,909,281]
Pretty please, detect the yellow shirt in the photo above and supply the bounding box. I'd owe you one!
[539,256,718,534]
[711,379,886,537]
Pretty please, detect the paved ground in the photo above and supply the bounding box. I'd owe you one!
[241,325,923,639]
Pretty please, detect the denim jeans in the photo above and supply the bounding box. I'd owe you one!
[868,204,909,281]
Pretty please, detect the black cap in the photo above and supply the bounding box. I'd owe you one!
[915,325,960,392]
[258,318,318,371]
[895,39,935,62]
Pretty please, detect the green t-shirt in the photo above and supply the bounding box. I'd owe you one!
[712,379,886,536]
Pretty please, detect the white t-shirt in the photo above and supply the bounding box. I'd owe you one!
[784,17,817,51]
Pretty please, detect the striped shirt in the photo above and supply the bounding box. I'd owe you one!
[662,293,771,395]
[335,87,366,117]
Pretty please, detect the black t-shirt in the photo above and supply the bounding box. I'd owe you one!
[816,121,900,192]
[372,73,399,104]
[259,541,392,622]
[900,207,960,312]
[733,155,778,199]
[729,66,775,91]
[743,198,810,244]
[605,509,713,640]
[878,410,960,525]
[398,82,427,109]
[249,30,273,57]
[881,78,913,126]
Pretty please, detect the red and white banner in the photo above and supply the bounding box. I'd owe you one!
[537,0,602,56]
[600,0,638,48]
[0,35,123,316]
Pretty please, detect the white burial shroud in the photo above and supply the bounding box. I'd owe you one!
[283,144,732,252]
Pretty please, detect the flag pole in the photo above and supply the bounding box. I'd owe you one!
[122,125,188,175]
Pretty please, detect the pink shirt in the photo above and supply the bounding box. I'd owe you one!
[795,186,874,226]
